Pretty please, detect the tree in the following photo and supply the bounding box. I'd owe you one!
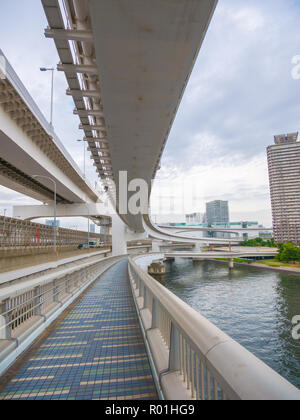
[276,242,300,262]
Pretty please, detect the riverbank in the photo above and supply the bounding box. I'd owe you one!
[211,258,300,275]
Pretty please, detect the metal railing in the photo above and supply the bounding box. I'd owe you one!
[0,216,111,248]
[0,255,121,341]
[128,256,300,400]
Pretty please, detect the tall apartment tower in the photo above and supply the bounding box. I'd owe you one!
[206,200,229,225]
[267,132,300,243]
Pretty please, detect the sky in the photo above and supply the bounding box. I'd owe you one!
[1,0,300,228]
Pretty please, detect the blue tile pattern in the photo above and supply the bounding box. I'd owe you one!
[0,259,157,400]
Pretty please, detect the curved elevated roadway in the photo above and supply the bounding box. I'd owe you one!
[0,50,99,206]
[41,0,219,243]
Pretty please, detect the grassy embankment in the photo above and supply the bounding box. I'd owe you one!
[255,260,300,268]
[214,258,252,264]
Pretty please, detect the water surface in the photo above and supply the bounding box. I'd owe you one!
[157,259,300,389]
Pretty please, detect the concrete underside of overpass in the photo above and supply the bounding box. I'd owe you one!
[4,1,226,250]
[41,0,217,234]
[89,0,217,232]
[0,55,100,205]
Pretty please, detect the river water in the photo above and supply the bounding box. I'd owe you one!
[156,258,300,389]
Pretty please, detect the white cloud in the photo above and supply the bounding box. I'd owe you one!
[152,153,272,225]
[232,8,265,32]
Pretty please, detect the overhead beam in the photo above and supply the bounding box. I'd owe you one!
[83,136,108,142]
[66,88,101,98]
[74,109,104,118]
[57,63,98,74]
[79,124,106,132]
[45,28,93,42]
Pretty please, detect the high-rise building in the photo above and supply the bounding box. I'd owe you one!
[267,132,300,243]
[90,224,95,234]
[206,200,229,226]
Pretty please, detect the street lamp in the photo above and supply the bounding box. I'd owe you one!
[86,205,90,249]
[40,67,55,128]
[32,175,57,252]
[77,139,86,179]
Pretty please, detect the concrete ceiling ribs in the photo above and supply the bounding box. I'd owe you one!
[41,0,218,234]
[0,51,100,205]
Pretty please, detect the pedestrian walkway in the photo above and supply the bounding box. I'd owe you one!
[0,259,158,400]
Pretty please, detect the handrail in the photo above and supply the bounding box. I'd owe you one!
[128,255,300,400]
[0,255,123,341]
[0,215,111,248]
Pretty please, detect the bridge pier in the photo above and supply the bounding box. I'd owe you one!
[194,242,207,252]
[151,240,163,252]
[111,214,127,256]
[228,258,234,269]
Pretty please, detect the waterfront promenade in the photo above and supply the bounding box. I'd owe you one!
[0,259,157,400]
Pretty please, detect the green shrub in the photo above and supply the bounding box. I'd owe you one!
[240,237,276,248]
[276,242,300,262]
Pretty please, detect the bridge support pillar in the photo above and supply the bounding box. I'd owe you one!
[112,214,127,256]
[194,242,206,252]
[151,240,162,252]
[229,258,234,269]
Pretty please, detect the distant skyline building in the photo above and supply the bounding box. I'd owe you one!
[267,132,300,243]
[185,213,204,224]
[206,200,229,226]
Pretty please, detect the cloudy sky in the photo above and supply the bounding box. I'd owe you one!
[1,0,300,228]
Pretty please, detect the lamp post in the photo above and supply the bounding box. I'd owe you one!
[40,67,55,128]
[86,205,90,249]
[32,175,57,252]
[77,139,86,179]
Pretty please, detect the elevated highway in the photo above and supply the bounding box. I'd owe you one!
[142,214,241,246]
[163,250,278,259]
[0,50,99,206]
[41,0,218,235]
[159,225,273,235]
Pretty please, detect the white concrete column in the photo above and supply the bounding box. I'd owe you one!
[152,240,162,252]
[0,299,11,340]
[112,214,127,256]
[194,242,206,252]
[0,315,6,340]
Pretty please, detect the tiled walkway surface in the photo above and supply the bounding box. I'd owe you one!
[0,259,158,400]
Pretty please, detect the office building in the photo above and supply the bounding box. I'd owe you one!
[206,200,229,226]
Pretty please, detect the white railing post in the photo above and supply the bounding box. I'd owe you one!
[143,286,148,309]
[0,299,11,339]
[53,280,59,302]
[34,286,41,316]
[65,274,71,294]
[151,297,158,329]
[169,322,180,371]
